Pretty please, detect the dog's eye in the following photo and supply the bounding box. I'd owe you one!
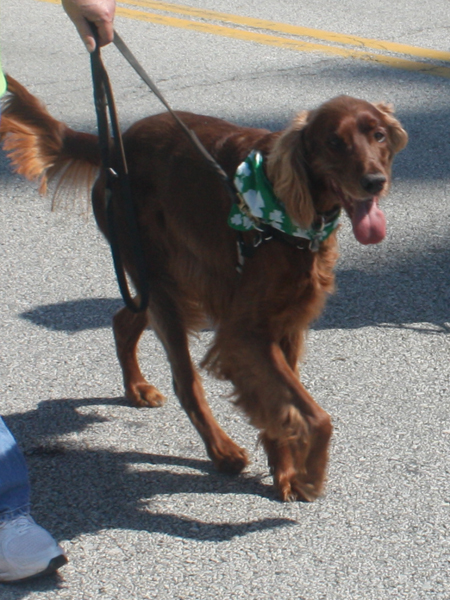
[374,130,386,142]
[328,134,345,151]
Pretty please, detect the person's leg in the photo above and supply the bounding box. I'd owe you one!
[0,417,67,583]
[0,102,66,585]
[0,417,30,518]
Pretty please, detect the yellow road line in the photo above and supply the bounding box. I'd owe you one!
[40,0,450,77]
[117,6,450,78]
[123,0,450,64]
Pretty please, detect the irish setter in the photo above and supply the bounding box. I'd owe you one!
[0,76,407,501]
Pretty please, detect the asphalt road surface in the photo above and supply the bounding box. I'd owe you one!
[1,1,450,598]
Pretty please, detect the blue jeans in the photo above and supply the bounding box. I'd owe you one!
[0,101,30,521]
[0,417,30,521]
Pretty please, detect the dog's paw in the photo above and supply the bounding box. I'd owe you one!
[263,432,328,502]
[277,475,323,503]
[210,441,249,475]
[125,383,166,408]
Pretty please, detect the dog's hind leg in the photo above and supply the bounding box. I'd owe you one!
[113,305,167,407]
[148,290,249,474]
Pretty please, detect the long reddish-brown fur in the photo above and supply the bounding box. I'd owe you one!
[0,75,407,501]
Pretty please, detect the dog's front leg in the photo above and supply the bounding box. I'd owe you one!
[266,343,332,501]
[213,336,332,501]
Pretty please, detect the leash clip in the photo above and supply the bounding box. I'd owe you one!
[310,237,321,252]
[254,227,274,248]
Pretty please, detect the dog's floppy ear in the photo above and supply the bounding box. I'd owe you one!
[374,102,408,154]
[267,111,315,229]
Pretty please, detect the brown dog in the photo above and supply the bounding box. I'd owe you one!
[0,76,407,501]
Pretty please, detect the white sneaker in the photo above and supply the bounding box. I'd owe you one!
[0,515,67,583]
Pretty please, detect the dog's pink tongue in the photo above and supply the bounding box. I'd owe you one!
[352,198,386,244]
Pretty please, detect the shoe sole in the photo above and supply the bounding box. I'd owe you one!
[0,554,68,584]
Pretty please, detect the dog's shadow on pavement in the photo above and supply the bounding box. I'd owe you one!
[3,398,295,546]
[1,398,296,597]
[19,241,450,335]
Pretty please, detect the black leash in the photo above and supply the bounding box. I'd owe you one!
[90,29,245,312]
[90,34,150,313]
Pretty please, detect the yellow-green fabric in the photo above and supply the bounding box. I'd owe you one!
[0,52,5,97]
[0,70,6,97]
[0,5,5,96]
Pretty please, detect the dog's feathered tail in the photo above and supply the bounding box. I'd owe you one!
[0,75,101,213]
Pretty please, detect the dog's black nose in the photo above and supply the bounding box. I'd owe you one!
[361,173,387,195]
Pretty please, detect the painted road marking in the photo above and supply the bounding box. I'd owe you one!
[41,0,450,77]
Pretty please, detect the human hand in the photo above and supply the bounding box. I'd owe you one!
[61,0,116,53]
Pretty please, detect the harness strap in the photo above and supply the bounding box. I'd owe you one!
[236,224,318,273]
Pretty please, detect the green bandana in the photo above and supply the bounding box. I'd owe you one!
[228,150,340,250]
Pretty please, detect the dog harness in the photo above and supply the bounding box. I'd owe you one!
[228,151,341,272]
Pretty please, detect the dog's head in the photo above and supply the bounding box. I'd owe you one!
[267,95,408,244]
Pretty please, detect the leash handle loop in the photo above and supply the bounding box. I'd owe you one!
[90,28,150,313]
